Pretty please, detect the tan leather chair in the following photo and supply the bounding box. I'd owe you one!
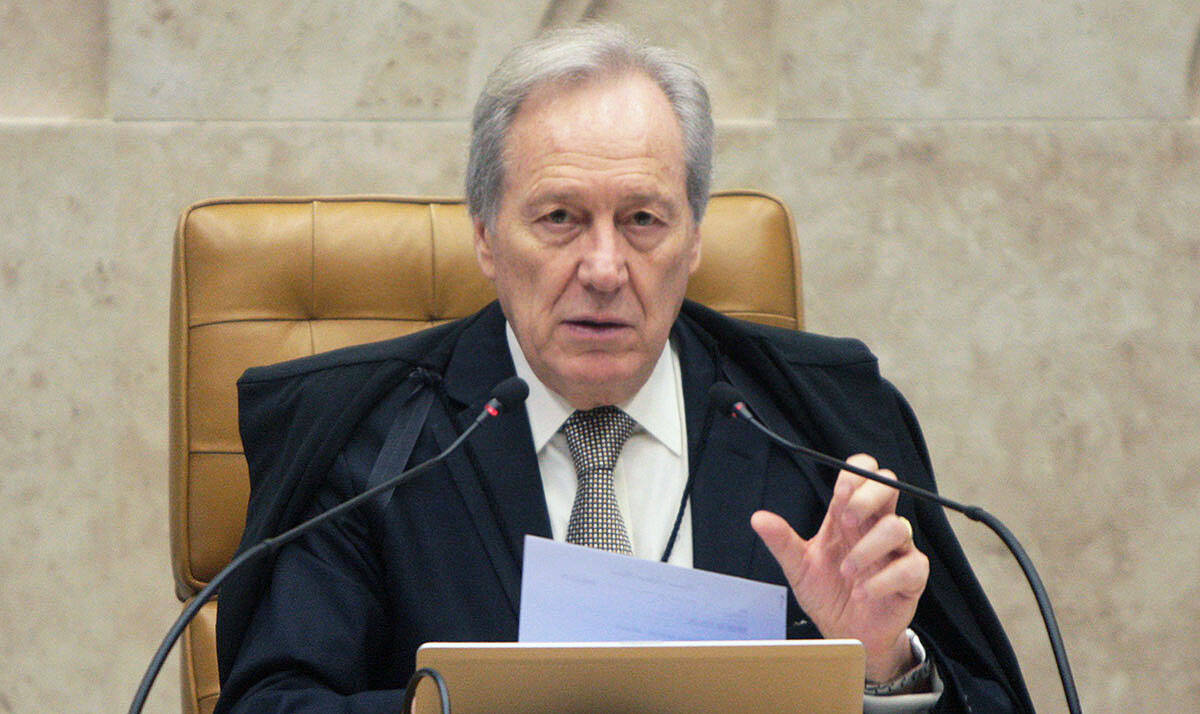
[168,191,803,714]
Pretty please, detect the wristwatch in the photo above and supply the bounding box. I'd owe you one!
[863,629,935,696]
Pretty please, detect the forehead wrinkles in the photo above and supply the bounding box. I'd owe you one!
[500,73,687,195]
[524,151,678,190]
[504,120,683,181]
[503,146,686,216]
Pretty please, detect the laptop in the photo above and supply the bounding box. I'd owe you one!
[411,639,864,713]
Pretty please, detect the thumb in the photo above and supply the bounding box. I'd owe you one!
[751,510,809,573]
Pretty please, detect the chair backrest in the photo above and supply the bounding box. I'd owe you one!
[167,190,802,713]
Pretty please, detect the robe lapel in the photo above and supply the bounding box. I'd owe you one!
[714,331,832,544]
[432,303,551,618]
[674,319,770,578]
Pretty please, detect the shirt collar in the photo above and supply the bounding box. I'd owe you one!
[505,322,683,456]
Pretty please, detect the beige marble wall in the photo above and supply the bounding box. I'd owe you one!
[2,2,1197,711]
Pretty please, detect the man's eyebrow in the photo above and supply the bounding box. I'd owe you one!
[526,190,577,206]
[520,189,682,220]
[622,193,679,219]
[518,191,579,219]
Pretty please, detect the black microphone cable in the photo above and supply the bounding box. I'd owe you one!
[709,382,1081,714]
[403,667,451,714]
[128,377,529,714]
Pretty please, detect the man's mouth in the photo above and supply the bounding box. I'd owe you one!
[563,318,631,335]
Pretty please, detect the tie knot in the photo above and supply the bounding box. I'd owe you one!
[561,406,636,476]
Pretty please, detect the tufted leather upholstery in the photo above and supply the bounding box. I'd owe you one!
[168,191,802,714]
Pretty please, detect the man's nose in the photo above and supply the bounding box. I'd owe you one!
[576,221,628,293]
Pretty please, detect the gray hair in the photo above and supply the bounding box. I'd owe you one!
[467,24,714,229]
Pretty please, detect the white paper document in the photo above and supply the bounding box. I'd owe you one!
[518,535,787,642]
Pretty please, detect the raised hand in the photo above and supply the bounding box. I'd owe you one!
[751,454,929,682]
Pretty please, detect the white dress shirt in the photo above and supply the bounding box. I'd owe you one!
[505,323,693,566]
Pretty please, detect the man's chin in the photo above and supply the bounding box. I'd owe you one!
[549,362,648,409]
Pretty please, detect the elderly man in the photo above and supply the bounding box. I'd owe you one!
[215,25,1031,713]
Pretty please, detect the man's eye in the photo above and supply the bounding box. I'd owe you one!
[545,209,571,224]
[631,211,657,227]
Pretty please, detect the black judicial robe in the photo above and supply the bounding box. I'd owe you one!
[214,300,1034,713]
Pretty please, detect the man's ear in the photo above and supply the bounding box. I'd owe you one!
[473,218,497,281]
[686,225,703,275]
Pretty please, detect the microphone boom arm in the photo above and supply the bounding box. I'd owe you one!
[728,397,1081,714]
[129,381,527,714]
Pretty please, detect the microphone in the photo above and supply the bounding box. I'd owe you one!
[129,376,529,714]
[710,382,1080,714]
[710,383,973,514]
[484,375,530,417]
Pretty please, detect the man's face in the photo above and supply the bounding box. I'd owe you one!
[474,72,701,409]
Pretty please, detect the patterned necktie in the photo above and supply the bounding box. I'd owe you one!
[561,406,637,555]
